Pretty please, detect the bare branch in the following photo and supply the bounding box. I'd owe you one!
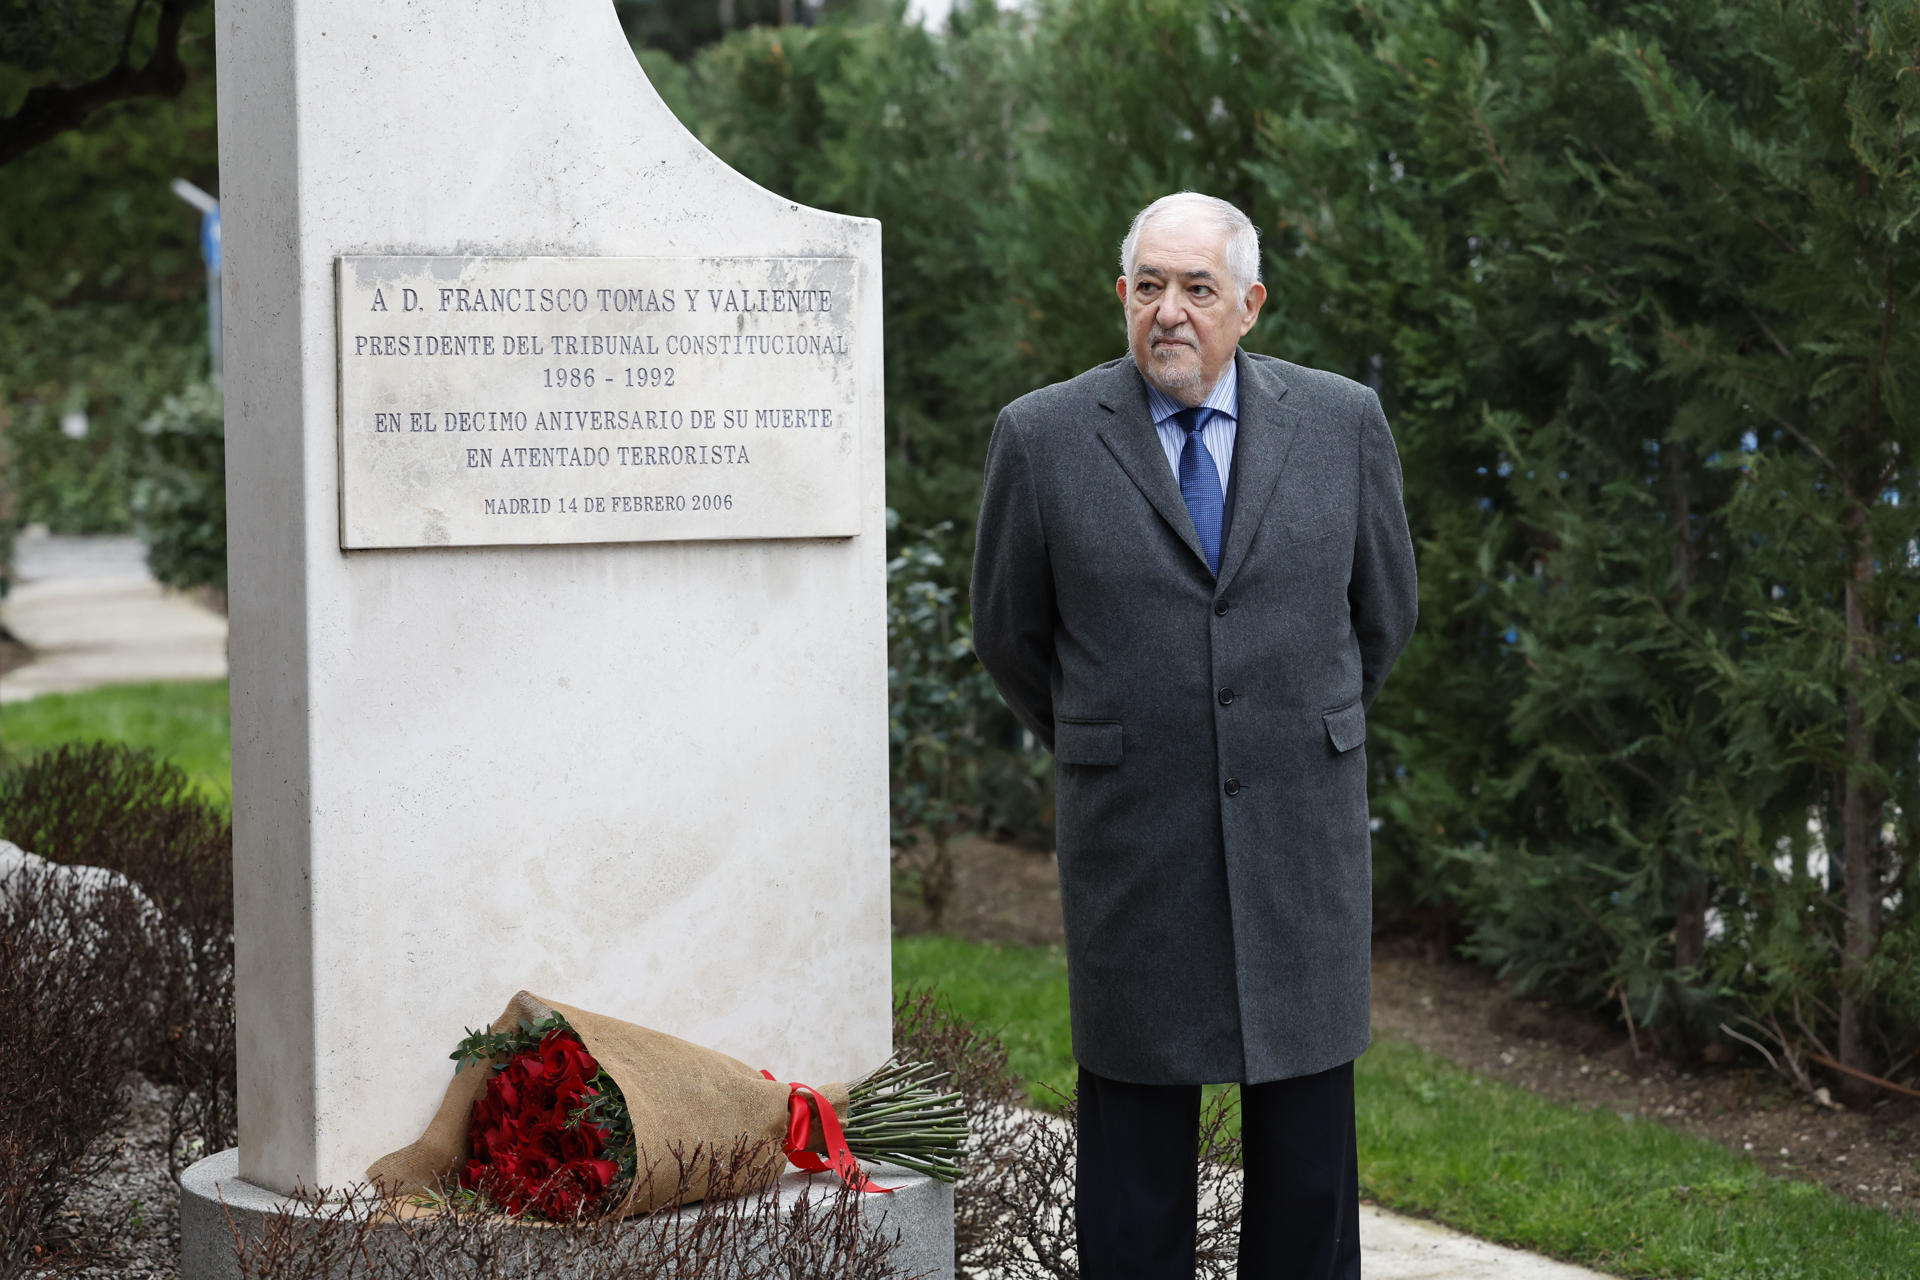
[1718,1021,1782,1074]
[1809,1052,1920,1102]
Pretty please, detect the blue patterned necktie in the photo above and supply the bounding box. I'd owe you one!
[1175,405,1224,574]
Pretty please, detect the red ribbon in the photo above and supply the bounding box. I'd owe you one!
[761,1070,893,1194]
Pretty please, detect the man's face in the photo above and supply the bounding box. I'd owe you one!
[1117,215,1267,405]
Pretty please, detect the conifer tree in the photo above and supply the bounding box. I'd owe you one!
[1255,0,1920,1083]
[1629,0,1920,1090]
[678,2,1032,534]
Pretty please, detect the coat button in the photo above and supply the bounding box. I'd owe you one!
[1217,688,1234,706]
[1224,777,1241,797]
[1214,599,1230,616]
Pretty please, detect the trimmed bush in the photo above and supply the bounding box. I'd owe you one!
[228,1138,909,1280]
[0,869,153,1277]
[132,379,227,594]
[0,742,235,1171]
[892,986,1027,1270]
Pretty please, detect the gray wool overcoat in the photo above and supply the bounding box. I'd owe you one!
[970,349,1418,1086]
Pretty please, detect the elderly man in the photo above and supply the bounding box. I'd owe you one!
[970,192,1417,1279]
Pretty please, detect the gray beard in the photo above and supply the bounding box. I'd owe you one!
[1146,348,1204,394]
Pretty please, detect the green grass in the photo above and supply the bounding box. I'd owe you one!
[1357,1039,1919,1279]
[893,934,1075,1103]
[0,679,233,806]
[893,933,1920,1280]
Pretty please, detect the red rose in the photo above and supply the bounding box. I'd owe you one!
[460,1035,618,1219]
[558,1124,603,1163]
[533,1162,607,1220]
[505,1060,558,1110]
[538,1030,599,1091]
[465,1153,537,1216]
[482,1113,526,1159]
[520,1149,557,1186]
[527,1120,569,1164]
[492,1167,535,1216]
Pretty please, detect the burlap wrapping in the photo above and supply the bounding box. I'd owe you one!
[365,991,850,1216]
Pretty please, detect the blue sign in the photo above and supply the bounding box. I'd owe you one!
[201,206,221,273]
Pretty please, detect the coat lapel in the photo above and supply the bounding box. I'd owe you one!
[1215,352,1298,593]
[1093,360,1209,570]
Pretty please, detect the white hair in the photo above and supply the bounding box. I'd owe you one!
[1118,192,1262,302]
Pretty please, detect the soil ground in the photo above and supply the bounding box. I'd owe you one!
[893,833,1920,1219]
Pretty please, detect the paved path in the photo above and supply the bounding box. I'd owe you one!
[1361,1209,1605,1279]
[0,532,228,703]
[0,534,1606,1279]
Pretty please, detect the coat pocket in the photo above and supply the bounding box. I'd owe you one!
[1323,700,1366,753]
[1283,512,1345,547]
[1054,719,1123,766]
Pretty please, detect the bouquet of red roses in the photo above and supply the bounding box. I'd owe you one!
[455,1021,622,1218]
[369,991,963,1222]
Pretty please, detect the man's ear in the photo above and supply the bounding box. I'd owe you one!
[1238,281,1268,335]
[1116,276,1130,307]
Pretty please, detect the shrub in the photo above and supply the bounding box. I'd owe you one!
[0,868,154,1278]
[227,1137,908,1280]
[0,298,209,539]
[890,984,1246,1279]
[0,741,236,1172]
[132,379,227,594]
[888,517,1051,923]
[957,1085,1246,1280]
[892,986,1027,1270]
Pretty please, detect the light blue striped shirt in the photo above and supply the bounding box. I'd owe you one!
[1145,358,1239,491]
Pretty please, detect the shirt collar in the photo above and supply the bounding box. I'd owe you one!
[1143,354,1240,427]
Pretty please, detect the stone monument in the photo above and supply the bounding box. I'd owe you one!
[180,0,945,1273]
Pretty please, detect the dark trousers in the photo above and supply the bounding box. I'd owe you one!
[1074,1060,1361,1280]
